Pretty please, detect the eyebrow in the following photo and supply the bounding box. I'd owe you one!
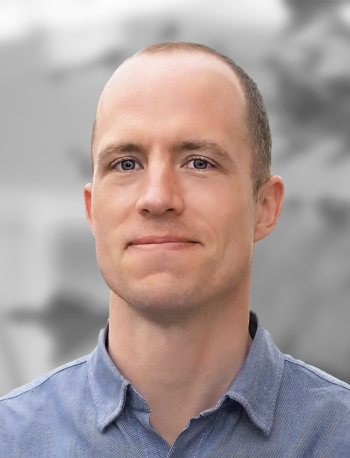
[175,140,235,166]
[96,139,236,169]
[96,142,144,168]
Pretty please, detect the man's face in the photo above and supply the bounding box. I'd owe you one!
[85,53,259,322]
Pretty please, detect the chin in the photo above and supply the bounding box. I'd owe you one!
[113,281,204,324]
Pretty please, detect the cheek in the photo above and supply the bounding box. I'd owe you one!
[221,203,255,275]
[93,181,127,223]
[93,203,113,238]
[218,195,255,253]
[92,190,123,249]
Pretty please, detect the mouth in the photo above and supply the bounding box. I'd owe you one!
[128,236,198,246]
[128,241,198,251]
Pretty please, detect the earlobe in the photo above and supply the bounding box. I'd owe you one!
[254,176,284,243]
[84,183,95,235]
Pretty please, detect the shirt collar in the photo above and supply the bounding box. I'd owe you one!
[88,321,131,433]
[88,311,284,436]
[223,311,284,437]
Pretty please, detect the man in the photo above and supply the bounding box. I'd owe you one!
[1,42,350,457]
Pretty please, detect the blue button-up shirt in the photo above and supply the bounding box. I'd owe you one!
[1,311,350,457]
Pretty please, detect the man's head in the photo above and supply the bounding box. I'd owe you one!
[91,42,272,198]
[85,42,283,324]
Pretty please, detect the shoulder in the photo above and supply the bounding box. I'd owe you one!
[0,355,96,456]
[0,355,90,429]
[281,354,350,428]
[283,353,350,396]
[0,355,89,403]
[267,354,350,454]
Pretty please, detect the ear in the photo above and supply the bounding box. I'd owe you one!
[254,176,284,242]
[84,183,95,236]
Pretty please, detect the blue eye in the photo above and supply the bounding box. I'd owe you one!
[113,156,213,172]
[116,159,139,171]
[190,158,210,169]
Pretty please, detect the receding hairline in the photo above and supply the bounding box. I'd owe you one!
[92,48,246,153]
[91,48,247,140]
[91,42,272,198]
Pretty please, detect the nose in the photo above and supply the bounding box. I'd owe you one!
[135,161,185,216]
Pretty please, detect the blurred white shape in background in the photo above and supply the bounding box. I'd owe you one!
[0,0,35,42]
[340,1,350,23]
[208,0,288,27]
[39,0,124,69]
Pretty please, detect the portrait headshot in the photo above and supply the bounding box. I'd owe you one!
[1,35,350,456]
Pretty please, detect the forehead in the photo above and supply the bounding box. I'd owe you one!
[93,52,247,155]
[106,52,243,92]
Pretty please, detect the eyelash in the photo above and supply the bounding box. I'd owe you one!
[112,156,215,172]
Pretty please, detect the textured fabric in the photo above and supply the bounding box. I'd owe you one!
[1,311,350,457]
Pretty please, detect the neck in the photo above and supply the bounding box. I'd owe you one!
[107,290,252,446]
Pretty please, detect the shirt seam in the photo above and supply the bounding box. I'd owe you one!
[284,358,350,391]
[136,411,150,458]
[87,356,102,423]
[192,408,224,458]
[0,358,88,402]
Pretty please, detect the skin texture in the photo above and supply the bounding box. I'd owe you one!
[84,52,284,445]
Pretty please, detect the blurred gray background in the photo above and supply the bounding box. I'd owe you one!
[1,0,350,396]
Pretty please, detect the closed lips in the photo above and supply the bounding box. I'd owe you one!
[130,236,197,245]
